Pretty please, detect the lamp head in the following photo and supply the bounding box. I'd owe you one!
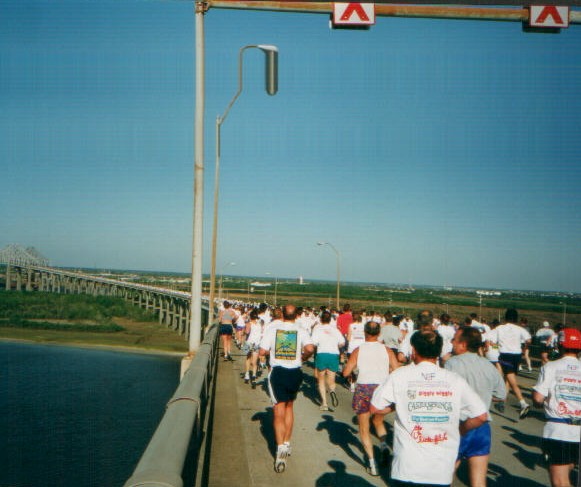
[257,45,278,96]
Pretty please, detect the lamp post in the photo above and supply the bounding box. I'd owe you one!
[266,272,278,306]
[317,241,341,309]
[561,301,567,325]
[207,44,279,325]
[218,261,236,303]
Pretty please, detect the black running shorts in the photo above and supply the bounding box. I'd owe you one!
[268,366,303,404]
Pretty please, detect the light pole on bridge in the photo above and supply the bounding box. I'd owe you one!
[317,241,341,310]
[207,44,279,325]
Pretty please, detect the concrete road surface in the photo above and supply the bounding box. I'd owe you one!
[208,351,576,486]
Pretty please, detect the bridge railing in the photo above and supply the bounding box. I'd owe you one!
[123,323,219,487]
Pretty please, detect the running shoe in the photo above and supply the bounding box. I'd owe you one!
[251,378,257,389]
[284,441,292,456]
[319,405,329,411]
[227,355,234,361]
[330,391,339,408]
[367,458,379,477]
[519,404,530,419]
[244,376,250,384]
[274,444,288,473]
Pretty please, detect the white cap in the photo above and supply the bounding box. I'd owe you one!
[543,321,550,327]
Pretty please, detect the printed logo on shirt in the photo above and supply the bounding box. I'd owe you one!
[411,425,449,444]
[275,329,298,361]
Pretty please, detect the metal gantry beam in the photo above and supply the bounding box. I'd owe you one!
[207,1,581,24]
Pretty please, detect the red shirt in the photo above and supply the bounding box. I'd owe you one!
[337,312,353,336]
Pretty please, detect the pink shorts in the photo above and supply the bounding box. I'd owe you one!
[352,383,379,414]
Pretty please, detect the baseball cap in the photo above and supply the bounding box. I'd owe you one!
[559,328,581,350]
[543,321,550,327]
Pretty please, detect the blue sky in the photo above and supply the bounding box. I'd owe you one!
[2,1,580,292]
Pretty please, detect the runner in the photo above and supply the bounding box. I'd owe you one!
[259,304,315,473]
[346,311,366,392]
[370,325,488,487]
[535,321,556,366]
[218,300,236,361]
[488,308,531,419]
[445,326,506,487]
[242,309,263,388]
[343,320,399,476]
[533,327,581,487]
[311,310,345,411]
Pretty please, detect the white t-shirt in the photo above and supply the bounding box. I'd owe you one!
[311,324,345,355]
[295,316,313,335]
[259,320,313,369]
[489,323,531,354]
[398,330,417,361]
[246,320,263,346]
[436,324,456,357]
[400,318,414,333]
[534,356,581,442]
[371,361,487,485]
[348,322,365,354]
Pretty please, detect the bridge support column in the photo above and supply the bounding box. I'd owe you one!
[5,264,11,290]
[16,268,23,291]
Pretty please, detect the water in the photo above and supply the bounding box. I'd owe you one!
[0,342,181,487]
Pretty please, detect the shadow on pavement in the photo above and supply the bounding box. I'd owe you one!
[486,463,548,487]
[501,424,543,470]
[315,460,378,487]
[316,414,365,466]
[251,408,275,456]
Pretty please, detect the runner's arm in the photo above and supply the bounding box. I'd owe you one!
[342,348,359,377]
[459,412,488,436]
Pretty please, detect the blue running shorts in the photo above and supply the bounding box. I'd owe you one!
[458,421,491,459]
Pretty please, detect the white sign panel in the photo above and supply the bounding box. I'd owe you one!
[333,3,375,26]
[529,6,570,28]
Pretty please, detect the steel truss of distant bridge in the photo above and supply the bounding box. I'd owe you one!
[2,263,209,339]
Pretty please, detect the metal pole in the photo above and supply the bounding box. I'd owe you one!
[208,117,221,326]
[208,2,581,25]
[208,44,278,328]
[189,1,206,353]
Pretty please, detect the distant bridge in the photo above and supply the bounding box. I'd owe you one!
[2,261,210,339]
[1,246,218,486]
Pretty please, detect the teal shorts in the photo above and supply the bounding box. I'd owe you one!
[315,353,340,372]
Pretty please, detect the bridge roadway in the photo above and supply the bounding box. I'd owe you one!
[208,350,555,487]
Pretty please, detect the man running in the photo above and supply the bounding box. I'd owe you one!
[259,304,315,473]
[343,321,399,476]
[371,324,488,487]
[533,327,581,487]
[445,326,506,487]
[488,308,531,418]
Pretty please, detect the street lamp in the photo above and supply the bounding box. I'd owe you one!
[218,261,236,303]
[208,44,279,325]
[266,272,279,306]
[317,241,341,309]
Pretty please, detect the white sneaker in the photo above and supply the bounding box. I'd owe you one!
[367,458,379,476]
[274,444,288,473]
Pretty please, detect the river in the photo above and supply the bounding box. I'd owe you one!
[0,341,181,487]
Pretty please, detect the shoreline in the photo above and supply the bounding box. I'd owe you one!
[0,337,187,358]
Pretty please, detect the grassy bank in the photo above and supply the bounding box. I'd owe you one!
[0,291,188,353]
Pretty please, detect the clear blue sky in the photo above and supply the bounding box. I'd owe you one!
[2,1,580,293]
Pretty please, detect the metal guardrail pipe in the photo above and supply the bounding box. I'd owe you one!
[124,324,218,487]
[207,2,581,24]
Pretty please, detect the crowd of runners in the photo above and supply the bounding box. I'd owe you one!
[216,300,580,487]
